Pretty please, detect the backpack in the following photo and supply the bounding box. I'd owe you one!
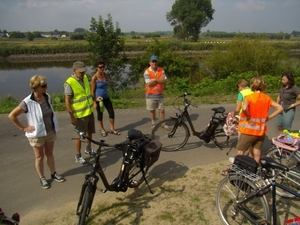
[223,112,239,136]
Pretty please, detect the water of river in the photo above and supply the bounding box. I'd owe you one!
[0,61,93,99]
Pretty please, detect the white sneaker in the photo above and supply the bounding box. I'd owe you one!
[75,156,88,166]
[229,157,235,163]
[161,123,171,131]
[151,124,156,129]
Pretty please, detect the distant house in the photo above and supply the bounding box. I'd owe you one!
[42,33,52,38]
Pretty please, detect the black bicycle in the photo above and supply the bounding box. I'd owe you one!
[151,93,238,151]
[216,155,300,225]
[74,128,162,225]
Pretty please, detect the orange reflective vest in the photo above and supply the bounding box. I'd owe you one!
[145,68,165,94]
[238,92,272,136]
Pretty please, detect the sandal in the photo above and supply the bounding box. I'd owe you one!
[100,130,107,137]
[110,130,121,135]
[220,169,229,176]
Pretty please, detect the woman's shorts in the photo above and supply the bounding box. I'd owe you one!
[28,130,57,147]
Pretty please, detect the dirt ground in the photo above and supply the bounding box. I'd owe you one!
[21,160,300,225]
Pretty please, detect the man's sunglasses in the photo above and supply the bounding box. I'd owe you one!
[41,84,47,88]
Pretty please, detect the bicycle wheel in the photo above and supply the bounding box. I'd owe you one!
[216,174,270,225]
[213,124,238,149]
[266,147,300,170]
[151,118,189,151]
[77,185,94,225]
[274,169,300,198]
[128,153,149,188]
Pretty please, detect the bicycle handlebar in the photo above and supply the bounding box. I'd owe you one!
[73,128,111,147]
[180,93,198,108]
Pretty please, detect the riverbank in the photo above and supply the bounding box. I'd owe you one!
[0,50,208,62]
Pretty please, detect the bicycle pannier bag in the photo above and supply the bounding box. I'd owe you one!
[233,155,258,173]
[143,139,162,167]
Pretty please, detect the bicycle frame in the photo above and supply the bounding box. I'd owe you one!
[231,165,300,225]
[169,94,227,142]
[75,129,153,220]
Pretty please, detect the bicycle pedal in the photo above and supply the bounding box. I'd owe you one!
[97,187,107,193]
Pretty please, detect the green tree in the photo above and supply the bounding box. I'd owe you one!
[86,14,126,91]
[74,28,85,33]
[27,32,34,41]
[166,0,214,41]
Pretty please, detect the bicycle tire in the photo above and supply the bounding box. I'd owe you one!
[77,185,93,225]
[151,118,189,151]
[266,147,300,170]
[273,169,300,198]
[128,153,149,188]
[213,124,238,149]
[216,174,270,225]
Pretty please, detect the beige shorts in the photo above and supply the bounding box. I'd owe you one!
[146,98,165,111]
[28,130,57,147]
[236,133,265,151]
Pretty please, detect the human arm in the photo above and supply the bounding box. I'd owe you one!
[8,106,34,132]
[276,94,280,104]
[287,93,300,109]
[91,75,96,99]
[65,95,77,126]
[268,101,283,121]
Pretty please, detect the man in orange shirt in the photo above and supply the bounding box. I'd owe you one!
[144,55,168,129]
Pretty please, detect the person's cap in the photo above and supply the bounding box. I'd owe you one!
[73,61,87,72]
[150,55,158,61]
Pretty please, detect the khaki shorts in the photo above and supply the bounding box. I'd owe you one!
[146,98,165,111]
[76,113,95,133]
[236,133,265,151]
[28,130,57,147]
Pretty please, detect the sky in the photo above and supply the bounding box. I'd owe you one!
[0,0,299,34]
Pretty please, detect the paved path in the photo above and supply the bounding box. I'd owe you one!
[0,103,298,221]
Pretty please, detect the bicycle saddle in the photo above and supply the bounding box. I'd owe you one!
[260,157,289,171]
[127,129,143,141]
[211,107,225,113]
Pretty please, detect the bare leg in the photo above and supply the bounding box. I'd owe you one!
[252,148,261,164]
[150,110,156,123]
[33,146,45,178]
[109,118,115,131]
[159,109,165,121]
[44,141,55,174]
[75,134,81,155]
[98,120,106,131]
[86,132,92,148]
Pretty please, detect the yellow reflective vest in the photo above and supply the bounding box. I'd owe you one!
[238,88,254,115]
[65,75,94,118]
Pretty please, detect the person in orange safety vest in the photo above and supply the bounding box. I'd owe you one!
[144,55,168,130]
[237,76,283,163]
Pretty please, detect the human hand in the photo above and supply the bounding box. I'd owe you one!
[23,126,35,133]
[96,96,103,102]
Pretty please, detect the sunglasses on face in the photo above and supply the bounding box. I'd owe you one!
[41,84,47,88]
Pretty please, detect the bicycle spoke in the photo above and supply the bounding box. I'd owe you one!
[151,118,189,151]
[213,125,238,149]
[216,174,270,224]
